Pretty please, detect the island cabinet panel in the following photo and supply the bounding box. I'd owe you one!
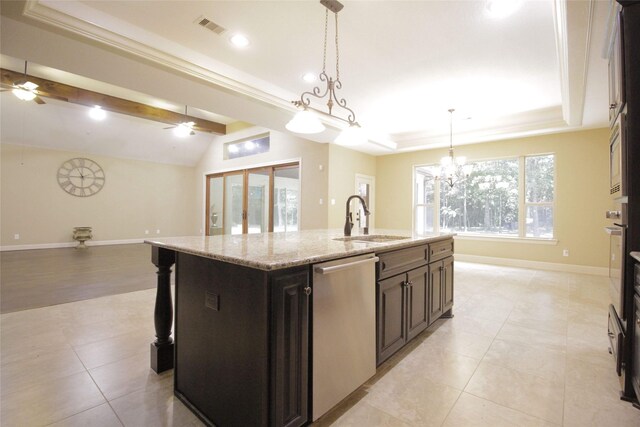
[270,270,310,427]
[174,252,309,427]
[377,273,407,363]
[406,266,429,341]
[442,256,454,314]
[428,256,454,325]
[428,263,444,324]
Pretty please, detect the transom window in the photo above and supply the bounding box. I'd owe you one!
[414,154,555,239]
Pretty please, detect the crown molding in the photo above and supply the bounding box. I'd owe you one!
[22,1,296,115]
[552,0,594,128]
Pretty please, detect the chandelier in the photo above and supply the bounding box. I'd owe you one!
[285,0,367,146]
[440,109,472,188]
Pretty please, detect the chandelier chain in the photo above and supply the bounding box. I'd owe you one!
[322,9,328,73]
[335,12,340,81]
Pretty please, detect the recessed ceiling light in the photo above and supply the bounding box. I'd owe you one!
[88,105,106,121]
[302,73,316,83]
[230,34,249,48]
[485,0,522,19]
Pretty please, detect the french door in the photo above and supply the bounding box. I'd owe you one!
[206,162,299,236]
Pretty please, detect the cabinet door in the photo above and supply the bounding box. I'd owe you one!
[407,266,429,341]
[442,256,454,313]
[377,274,407,365]
[271,270,309,427]
[428,262,443,325]
[632,294,640,402]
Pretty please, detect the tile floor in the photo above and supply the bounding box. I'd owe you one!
[1,262,639,426]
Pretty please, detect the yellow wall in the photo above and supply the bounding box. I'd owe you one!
[195,127,329,231]
[327,145,377,228]
[0,144,198,247]
[375,128,613,268]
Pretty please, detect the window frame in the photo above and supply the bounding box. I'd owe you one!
[412,153,556,240]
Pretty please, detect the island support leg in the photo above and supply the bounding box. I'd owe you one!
[150,246,176,373]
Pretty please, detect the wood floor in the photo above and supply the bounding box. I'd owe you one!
[0,244,159,313]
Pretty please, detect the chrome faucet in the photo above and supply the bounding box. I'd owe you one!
[344,195,370,237]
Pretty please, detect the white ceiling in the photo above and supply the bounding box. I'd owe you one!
[1,0,612,161]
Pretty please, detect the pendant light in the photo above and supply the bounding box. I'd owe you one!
[286,0,366,146]
[440,109,472,188]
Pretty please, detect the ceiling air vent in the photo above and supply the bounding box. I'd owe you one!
[196,16,226,35]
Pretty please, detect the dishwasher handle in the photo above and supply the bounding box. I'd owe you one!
[314,256,379,275]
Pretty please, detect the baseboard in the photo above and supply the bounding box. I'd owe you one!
[454,253,609,277]
[0,238,145,252]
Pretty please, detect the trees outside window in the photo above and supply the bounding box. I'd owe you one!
[414,154,555,239]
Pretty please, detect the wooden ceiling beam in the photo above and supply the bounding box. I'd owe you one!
[0,68,226,135]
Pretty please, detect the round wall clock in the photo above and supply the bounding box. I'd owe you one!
[57,158,105,197]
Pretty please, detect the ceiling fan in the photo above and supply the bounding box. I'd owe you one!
[164,106,196,137]
[1,61,46,104]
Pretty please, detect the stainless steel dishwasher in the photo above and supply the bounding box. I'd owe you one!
[312,253,378,421]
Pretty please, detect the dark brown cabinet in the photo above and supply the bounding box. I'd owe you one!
[632,292,640,401]
[271,271,310,427]
[407,266,429,341]
[429,256,454,325]
[174,252,309,427]
[377,273,408,363]
[376,238,454,365]
[632,260,640,405]
[377,265,428,364]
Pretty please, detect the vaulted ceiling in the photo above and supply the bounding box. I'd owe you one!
[1,0,612,161]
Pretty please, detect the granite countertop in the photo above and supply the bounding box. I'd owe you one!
[631,251,640,263]
[145,229,454,271]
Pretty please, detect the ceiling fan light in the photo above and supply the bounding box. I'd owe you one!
[21,81,39,91]
[173,123,193,138]
[12,87,36,101]
[335,124,367,147]
[89,105,107,121]
[286,110,325,134]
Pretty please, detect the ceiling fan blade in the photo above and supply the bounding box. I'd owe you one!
[0,88,10,92]
[36,92,68,103]
[33,96,46,105]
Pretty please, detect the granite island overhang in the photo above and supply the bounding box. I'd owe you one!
[144,229,455,427]
[145,229,454,271]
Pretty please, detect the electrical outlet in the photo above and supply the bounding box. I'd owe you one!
[145,230,149,235]
[318,164,324,171]
[331,199,336,205]
[319,198,324,205]
[14,234,19,240]
[156,229,160,234]
[563,249,569,257]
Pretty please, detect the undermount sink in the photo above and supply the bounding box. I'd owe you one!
[333,235,411,243]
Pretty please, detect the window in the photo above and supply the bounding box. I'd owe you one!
[525,154,554,238]
[206,162,300,235]
[413,154,555,239]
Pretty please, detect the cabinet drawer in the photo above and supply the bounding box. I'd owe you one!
[377,245,427,280]
[429,239,454,262]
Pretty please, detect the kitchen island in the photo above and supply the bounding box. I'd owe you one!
[146,229,454,427]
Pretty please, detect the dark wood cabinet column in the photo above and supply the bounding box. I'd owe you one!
[150,246,176,373]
